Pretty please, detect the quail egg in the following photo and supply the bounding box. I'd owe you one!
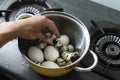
[46,33,57,44]
[55,41,63,49]
[41,61,59,68]
[56,58,66,66]
[28,46,44,63]
[62,51,80,61]
[71,52,80,62]
[38,41,47,49]
[60,46,68,52]
[51,34,57,40]
[61,51,72,61]
[44,46,59,61]
[66,60,73,65]
[57,35,69,46]
[68,44,74,52]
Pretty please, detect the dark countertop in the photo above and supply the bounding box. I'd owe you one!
[0,0,120,80]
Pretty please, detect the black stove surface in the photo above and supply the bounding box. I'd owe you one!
[0,0,120,80]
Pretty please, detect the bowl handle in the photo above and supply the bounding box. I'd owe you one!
[73,50,98,72]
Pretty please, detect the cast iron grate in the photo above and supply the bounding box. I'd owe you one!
[8,4,45,21]
[90,20,120,69]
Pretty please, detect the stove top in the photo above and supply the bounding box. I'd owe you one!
[0,0,120,80]
[82,20,120,80]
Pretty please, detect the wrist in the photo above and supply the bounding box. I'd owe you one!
[8,21,21,38]
[12,20,27,38]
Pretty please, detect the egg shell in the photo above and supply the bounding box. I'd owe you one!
[60,46,68,52]
[71,52,80,62]
[51,34,57,40]
[68,44,74,52]
[62,51,72,61]
[56,58,66,66]
[55,41,63,49]
[28,46,44,63]
[41,61,59,68]
[57,35,70,46]
[44,46,59,61]
[38,41,47,49]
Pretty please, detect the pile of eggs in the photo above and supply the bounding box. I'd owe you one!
[27,34,80,68]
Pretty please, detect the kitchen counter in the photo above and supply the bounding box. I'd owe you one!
[0,0,120,80]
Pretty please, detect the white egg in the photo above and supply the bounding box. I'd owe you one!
[28,46,44,63]
[44,46,59,61]
[57,35,69,46]
[41,61,59,68]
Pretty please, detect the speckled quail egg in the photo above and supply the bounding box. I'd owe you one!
[38,41,47,49]
[44,46,59,61]
[51,34,57,40]
[62,51,80,62]
[68,44,74,52]
[41,61,59,68]
[57,35,70,46]
[45,33,57,44]
[56,58,66,66]
[66,60,73,65]
[71,52,80,62]
[61,51,72,61]
[28,46,44,63]
[60,46,68,52]
[55,41,63,49]
[50,34,57,44]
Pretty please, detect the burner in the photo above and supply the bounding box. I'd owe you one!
[17,6,40,15]
[91,29,120,69]
[8,4,45,21]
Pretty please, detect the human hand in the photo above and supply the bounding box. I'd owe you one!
[0,14,60,47]
[15,14,60,43]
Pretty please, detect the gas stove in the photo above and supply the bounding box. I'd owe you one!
[81,20,120,80]
[0,0,120,80]
[0,0,63,22]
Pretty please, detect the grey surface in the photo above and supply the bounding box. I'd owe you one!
[0,0,120,80]
[54,0,120,25]
[91,0,120,11]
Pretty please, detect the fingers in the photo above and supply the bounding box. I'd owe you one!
[35,32,52,44]
[37,15,60,38]
[46,18,60,38]
[25,14,60,43]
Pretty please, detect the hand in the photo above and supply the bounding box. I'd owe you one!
[0,14,60,47]
[15,14,60,43]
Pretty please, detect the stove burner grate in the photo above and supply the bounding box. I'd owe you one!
[16,6,41,16]
[91,30,120,69]
[8,4,45,21]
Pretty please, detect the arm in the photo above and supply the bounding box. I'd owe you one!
[0,21,18,47]
[0,14,60,47]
